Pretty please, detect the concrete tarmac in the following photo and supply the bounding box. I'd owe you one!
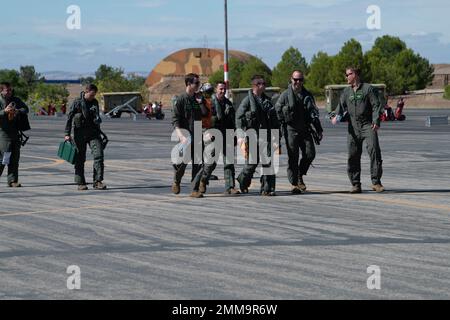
[0,109,449,299]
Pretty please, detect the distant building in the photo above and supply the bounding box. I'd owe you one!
[44,79,83,104]
[101,92,142,113]
[429,64,450,89]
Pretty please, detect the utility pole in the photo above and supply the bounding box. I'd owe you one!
[224,0,229,98]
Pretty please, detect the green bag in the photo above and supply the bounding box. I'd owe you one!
[57,140,78,164]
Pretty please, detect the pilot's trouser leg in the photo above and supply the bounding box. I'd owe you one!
[361,125,383,185]
[260,138,276,193]
[223,136,236,191]
[74,135,87,185]
[89,137,104,183]
[347,131,363,186]
[192,139,216,192]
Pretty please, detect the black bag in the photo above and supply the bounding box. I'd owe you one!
[309,123,322,146]
[17,113,31,131]
[19,131,29,147]
[99,129,109,149]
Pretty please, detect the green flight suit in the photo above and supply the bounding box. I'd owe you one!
[65,93,104,185]
[275,85,323,186]
[172,93,207,190]
[191,94,237,191]
[235,90,280,194]
[0,95,29,185]
[335,83,383,186]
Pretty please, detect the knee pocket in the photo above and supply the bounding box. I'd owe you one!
[92,152,104,161]
[305,149,316,161]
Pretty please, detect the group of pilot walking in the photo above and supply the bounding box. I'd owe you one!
[0,66,384,196]
[0,82,106,191]
[171,67,384,198]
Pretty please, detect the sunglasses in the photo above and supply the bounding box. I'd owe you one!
[255,82,266,86]
[192,80,201,85]
[345,72,354,77]
[292,78,304,82]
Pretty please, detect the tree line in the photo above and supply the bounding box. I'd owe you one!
[0,66,70,111]
[209,35,435,97]
[0,65,146,112]
[1,35,436,108]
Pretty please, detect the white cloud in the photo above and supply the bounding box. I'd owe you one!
[4,0,449,72]
[158,16,194,23]
[234,0,353,8]
[78,48,97,56]
[32,21,184,38]
[411,32,428,37]
[135,0,168,8]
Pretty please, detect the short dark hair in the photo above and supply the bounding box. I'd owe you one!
[346,66,361,77]
[85,84,98,92]
[251,74,265,85]
[215,81,226,87]
[0,82,12,90]
[185,73,199,86]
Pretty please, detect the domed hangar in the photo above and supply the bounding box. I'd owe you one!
[145,47,256,87]
[145,48,260,106]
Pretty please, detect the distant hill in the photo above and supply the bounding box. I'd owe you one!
[41,71,94,81]
[41,70,148,81]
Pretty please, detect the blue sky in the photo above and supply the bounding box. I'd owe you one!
[1,0,449,75]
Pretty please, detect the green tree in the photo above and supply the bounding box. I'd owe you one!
[28,83,69,112]
[365,35,434,95]
[97,77,132,93]
[307,51,334,96]
[272,47,309,89]
[80,76,95,85]
[0,69,29,100]
[208,57,245,88]
[127,73,146,89]
[93,65,145,93]
[364,35,408,91]
[95,64,124,81]
[331,39,365,84]
[390,49,434,94]
[20,65,44,91]
[444,85,450,100]
[239,57,272,88]
[370,35,407,60]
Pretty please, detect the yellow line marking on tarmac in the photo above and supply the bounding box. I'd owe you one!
[343,193,450,212]
[107,163,173,176]
[2,185,449,218]
[20,155,65,170]
[7,158,450,214]
[0,197,179,217]
[265,181,450,212]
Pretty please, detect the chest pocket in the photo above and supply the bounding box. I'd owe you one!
[72,103,85,128]
[350,92,365,105]
[73,113,84,128]
[245,110,257,129]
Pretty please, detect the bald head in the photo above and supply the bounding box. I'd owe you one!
[291,70,304,91]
